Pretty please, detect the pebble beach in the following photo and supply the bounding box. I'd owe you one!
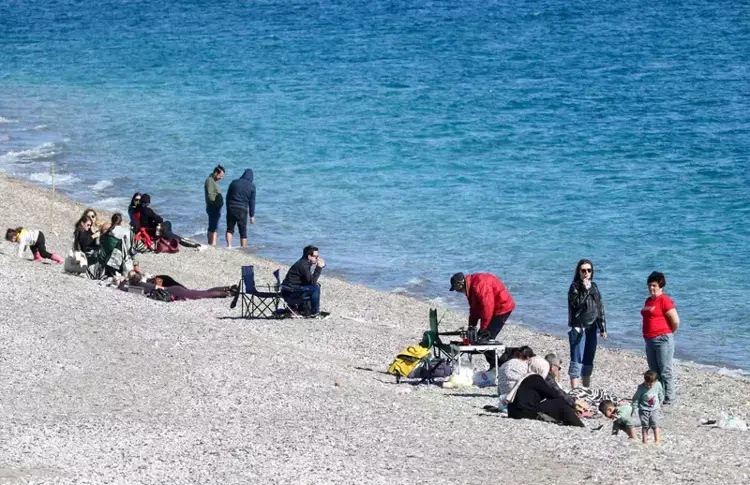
[1,172,749,485]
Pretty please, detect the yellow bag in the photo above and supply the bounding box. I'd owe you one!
[388,344,431,381]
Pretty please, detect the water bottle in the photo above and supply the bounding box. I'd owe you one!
[468,327,477,344]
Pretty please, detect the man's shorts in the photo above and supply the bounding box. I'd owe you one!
[639,409,661,429]
[206,205,221,233]
[226,208,248,239]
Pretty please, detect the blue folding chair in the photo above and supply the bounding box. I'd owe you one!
[236,266,284,319]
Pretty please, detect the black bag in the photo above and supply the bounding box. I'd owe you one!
[147,288,173,302]
[409,358,453,383]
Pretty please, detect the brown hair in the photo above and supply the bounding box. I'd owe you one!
[573,259,595,283]
[644,370,658,384]
[5,227,22,242]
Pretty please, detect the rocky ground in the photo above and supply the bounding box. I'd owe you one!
[1,173,749,484]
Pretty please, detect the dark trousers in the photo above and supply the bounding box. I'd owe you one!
[483,311,512,368]
[283,284,321,315]
[30,232,53,259]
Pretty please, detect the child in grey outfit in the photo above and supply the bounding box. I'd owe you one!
[632,370,665,444]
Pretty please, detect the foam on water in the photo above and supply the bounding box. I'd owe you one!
[0,116,18,124]
[28,172,79,186]
[0,142,62,165]
[91,197,131,212]
[92,180,113,191]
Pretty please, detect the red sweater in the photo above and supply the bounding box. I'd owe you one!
[465,273,515,330]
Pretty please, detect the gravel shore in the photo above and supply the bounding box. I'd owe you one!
[1,173,749,484]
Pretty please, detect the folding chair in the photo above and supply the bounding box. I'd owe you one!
[237,266,283,319]
[421,309,463,364]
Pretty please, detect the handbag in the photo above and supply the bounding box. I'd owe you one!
[64,250,88,274]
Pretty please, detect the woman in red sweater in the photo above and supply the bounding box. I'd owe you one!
[641,271,680,404]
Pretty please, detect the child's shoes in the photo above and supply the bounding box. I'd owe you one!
[32,252,43,262]
[50,254,64,264]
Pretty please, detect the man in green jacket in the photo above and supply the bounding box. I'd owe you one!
[204,165,225,245]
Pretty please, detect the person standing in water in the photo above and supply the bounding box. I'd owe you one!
[204,165,225,246]
[225,169,256,248]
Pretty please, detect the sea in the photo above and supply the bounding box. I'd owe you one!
[1,0,748,376]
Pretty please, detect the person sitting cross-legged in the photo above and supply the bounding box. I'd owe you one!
[281,245,326,317]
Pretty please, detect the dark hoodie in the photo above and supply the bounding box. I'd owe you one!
[225,169,256,217]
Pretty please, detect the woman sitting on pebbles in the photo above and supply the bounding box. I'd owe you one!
[119,271,237,301]
[505,356,587,427]
[73,215,100,254]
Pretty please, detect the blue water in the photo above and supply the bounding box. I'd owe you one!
[2,0,749,373]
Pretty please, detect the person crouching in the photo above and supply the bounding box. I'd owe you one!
[5,227,63,264]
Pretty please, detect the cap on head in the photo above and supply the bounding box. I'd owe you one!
[449,272,466,292]
[544,353,562,368]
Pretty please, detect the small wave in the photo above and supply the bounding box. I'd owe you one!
[33,125,48,131]
[0,116,19,124]
[29,172,79,186]
[0,142,62,165]
[92,180,113,191]
[92,197,130,212]
[0,135,10,143]
[406,276,431,287]
[391,286,409,294]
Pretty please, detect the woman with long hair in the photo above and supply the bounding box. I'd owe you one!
[567,259,607,389]
[128,193,141,228]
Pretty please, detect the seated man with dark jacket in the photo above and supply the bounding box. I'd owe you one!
[137,194,163,233]
[281,245,326,317]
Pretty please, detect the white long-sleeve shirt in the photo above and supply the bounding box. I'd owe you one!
[16,229,40,257]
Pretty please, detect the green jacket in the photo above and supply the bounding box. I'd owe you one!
[205,175,223,207]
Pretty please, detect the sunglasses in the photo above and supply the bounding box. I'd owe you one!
[580,268,592,273]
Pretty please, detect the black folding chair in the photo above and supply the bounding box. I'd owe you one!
[236,266,284,319]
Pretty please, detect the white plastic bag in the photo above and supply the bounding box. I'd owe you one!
[443,367,474,389]
[473,369,496,388]
[718,415,748,431]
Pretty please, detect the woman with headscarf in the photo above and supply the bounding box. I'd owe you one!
[505,356,587,427]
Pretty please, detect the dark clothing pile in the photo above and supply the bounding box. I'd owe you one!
[225,169,256,217]
[568,280,607,333]
[282,257,322,288]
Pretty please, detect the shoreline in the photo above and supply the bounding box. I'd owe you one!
[2,171,750,484]
[2,170,749,380]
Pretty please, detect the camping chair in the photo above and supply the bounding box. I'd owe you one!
[420,309,463,364]
[237,266,284,319]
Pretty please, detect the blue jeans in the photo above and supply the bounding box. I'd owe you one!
[283,284,320,315]
[645,333,676,402]
[568,326,598,378]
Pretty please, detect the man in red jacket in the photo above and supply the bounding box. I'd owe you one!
[449,272,515,369]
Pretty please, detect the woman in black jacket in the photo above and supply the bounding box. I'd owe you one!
[567,259,607,389]
[73,215,99,254]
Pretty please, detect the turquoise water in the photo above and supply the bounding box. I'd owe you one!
[1,0,749,374]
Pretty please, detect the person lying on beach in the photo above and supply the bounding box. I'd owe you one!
[599,400,638,440]
[5,227,63,264]
[449,271,514,370]
[120,271,237,301]
[73,215,100,254]
[505,356,586,427]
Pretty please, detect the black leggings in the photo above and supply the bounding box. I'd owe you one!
[30,232,53,259]
[508,375,584,427]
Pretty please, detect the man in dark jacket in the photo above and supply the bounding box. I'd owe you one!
[224,169,256,248]
[282,245,326,316]
[138,194,163,232]
[449,272,515,369]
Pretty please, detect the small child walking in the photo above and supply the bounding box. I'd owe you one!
[599,400,638,440]
[5,227,63,264]
[632,370,665,444]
